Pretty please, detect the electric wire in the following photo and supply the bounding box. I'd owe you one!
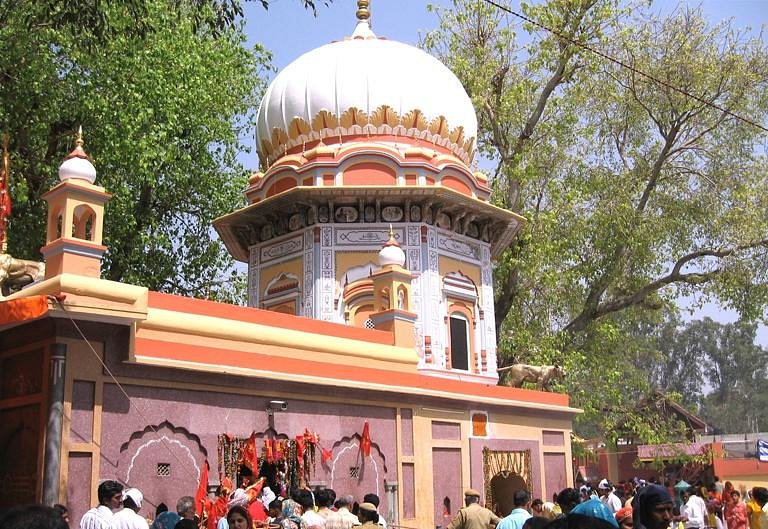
[480,0,768,133]
[50,295,202,484]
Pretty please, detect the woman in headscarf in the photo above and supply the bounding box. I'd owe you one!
[632,485,675,529]
[277,499,302,529]
[724,490,748,529]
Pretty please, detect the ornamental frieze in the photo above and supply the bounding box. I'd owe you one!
[246,198,502,254]
[258,105,476,169]
[260,234,303,263]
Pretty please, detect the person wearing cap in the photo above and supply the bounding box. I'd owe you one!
[358,503,379,528]
[113,488,149,529]
[498,490,532,529]
[81,480,124,529]
[447,488,501,529]
[632,483,674,529]
[599,480,623,514]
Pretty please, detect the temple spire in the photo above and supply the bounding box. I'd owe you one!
[356,0,370,22]
[352,0,375,39]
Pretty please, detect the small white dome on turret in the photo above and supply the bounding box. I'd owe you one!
[59,127,96,184]
[379,229,406,268]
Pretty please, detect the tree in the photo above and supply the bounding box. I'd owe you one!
[0,0,271,301]
[684,319,768,433]
[423,1,768,439]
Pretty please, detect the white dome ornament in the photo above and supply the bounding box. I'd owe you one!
[254,0,478,167]
[58,126,97,184]
[378,225,406,268]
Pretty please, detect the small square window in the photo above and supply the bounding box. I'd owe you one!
[156,463,171,477]
[349,466,360,478]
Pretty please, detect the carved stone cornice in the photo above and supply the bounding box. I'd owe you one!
[214,186,524,262]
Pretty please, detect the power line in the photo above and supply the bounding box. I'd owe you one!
[51,296,202,484]
[480,0,768,134]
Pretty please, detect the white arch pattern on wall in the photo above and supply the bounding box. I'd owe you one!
[124,436,202,484]
[328,441,381,499]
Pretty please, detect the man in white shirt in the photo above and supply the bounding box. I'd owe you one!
[598,479,622,514]
[326,495,362,529]
[113,488,149,529]
[681,487,707,529]
[298,490,326,529]
[80,480,124,529]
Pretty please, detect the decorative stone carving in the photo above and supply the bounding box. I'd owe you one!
[289,212,305,231]
[335,206,358,223]
[381,206,403,222]
[318,206,330,223]
[410,205,421,222]
[435,211,451,230]
[466,222,479,238]
[364,205,376,223]
[260,224,274,241]
[307,205,317,225]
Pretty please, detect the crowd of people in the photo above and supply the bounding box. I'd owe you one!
[0,480,390,529]
[446,477,768,529]
[2,476,767,529]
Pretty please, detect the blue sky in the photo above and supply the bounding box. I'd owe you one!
[241,0,768,344]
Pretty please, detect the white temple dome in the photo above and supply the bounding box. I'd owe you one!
[255,24,478,166]
[379,234,406,268]
[59,130,96,184]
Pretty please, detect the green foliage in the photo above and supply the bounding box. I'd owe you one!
[635,317,768,433]
[0,0,271,300]
[423,1,768,441]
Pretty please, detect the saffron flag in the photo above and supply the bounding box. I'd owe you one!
[360,421,371,458]
[195,460,210,517]
[758,439,768,462]
[240,431,258,471]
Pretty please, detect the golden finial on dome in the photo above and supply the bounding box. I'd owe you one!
[356,0,370,22]
[64,125,90,161]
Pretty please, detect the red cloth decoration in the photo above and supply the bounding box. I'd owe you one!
[221,475,234,493]
[207,497,228,529]
[0,295,49,325]
[240,431,258,471]
[195,460,210,517]
[360,422,372,458]
[265,438,274,463]
[296,435,306,460]
[321,447,333,464]
[248,499,268,522]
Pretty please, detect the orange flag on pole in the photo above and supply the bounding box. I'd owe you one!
[195,460,210,517]
[360,421,371,458]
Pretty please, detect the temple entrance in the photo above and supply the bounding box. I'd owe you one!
[482,448,532,517]
[490,473,527,516]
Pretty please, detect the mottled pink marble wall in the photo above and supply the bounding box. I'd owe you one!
[543,452,567,501]
[95,382,397,519]
[401,462,415,519]
[431,421,461,440]
[400,408,413,457]
[67,453,92,528]
[433,448,462,529]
